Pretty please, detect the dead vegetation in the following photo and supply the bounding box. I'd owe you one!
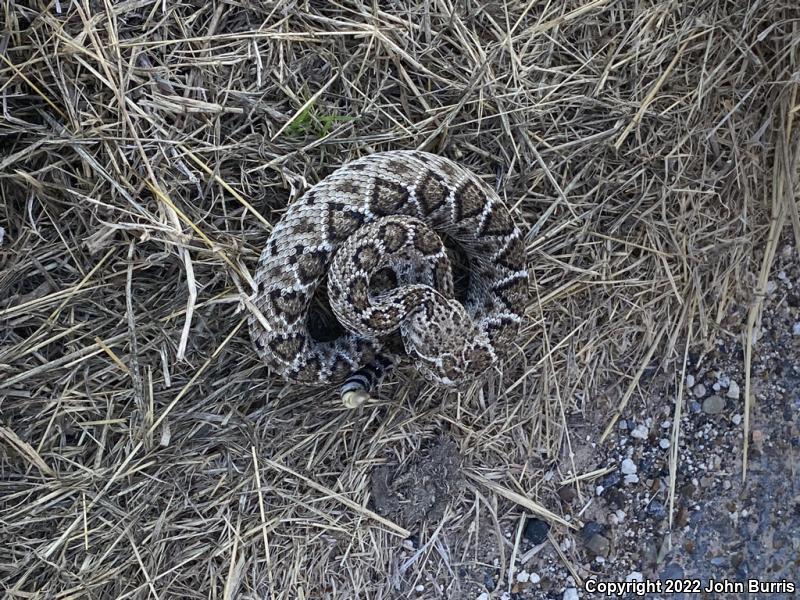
[1,0,798,598]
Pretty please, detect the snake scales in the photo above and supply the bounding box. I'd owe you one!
[248,150,528,407]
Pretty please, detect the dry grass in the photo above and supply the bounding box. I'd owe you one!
[1,1,798,598]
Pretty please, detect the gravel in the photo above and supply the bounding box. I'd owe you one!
[702,394,726,414]
[523,517,550,545]
[563,588,579,600]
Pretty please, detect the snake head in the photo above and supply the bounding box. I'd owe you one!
[401,295,495,386]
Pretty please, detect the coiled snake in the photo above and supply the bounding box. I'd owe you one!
[248,151,528,407]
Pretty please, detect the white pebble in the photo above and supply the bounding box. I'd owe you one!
[732,414,742,425]
[793,322,800,336]
[615,509,626,522]
[694,383,706,397]
[516,571,530,583]
[659,439,671,449]
[727,380,740,400]
[476,594,490,600]
[624,473,640,484]
[626,571,644,582]
[661,420,671,429]
[686,374,695,387]
[563,588,579,600]
[713,382,721,391]
[530,572,541,584]
[631,424,648,439]
[415,585,424,592]
[621,458,638,474]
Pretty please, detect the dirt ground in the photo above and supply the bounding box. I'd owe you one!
[411,238,799,599]
[1,1,799,599]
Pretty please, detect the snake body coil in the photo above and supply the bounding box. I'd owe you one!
[248,151,528,406]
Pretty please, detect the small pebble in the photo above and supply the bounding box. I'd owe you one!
[732,414,742,425]
[621,458,637,474]
[601,470,621,490]
[626,571,644,582]
[476,594,490,600]
[693,383,707,398]
[600,471,622,489]
[524,517,550,545]
[484,568,496,591]
[516,571,530,583]
[415,584,424,592]
[624,473,640,484]
[581,521,604,538]
[559,486,577,503]
[793,322,800,336]
[647,500,667,520]
[702,395,726,414]
[661,563,685,579]
[686,374,695,387]
[529,573,541,584]
[564,588,579,600]
[586,533,611,558]
[727,380,740,399]
[631,424,648,439]
[690,400,702,413]
[659,438,670,449]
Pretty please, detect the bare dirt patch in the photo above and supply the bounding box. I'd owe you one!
[371,435,464,529]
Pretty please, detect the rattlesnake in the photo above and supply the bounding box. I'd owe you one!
[248,150,528,407]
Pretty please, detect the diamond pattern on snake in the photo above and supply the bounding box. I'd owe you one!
[248,150,528,407]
